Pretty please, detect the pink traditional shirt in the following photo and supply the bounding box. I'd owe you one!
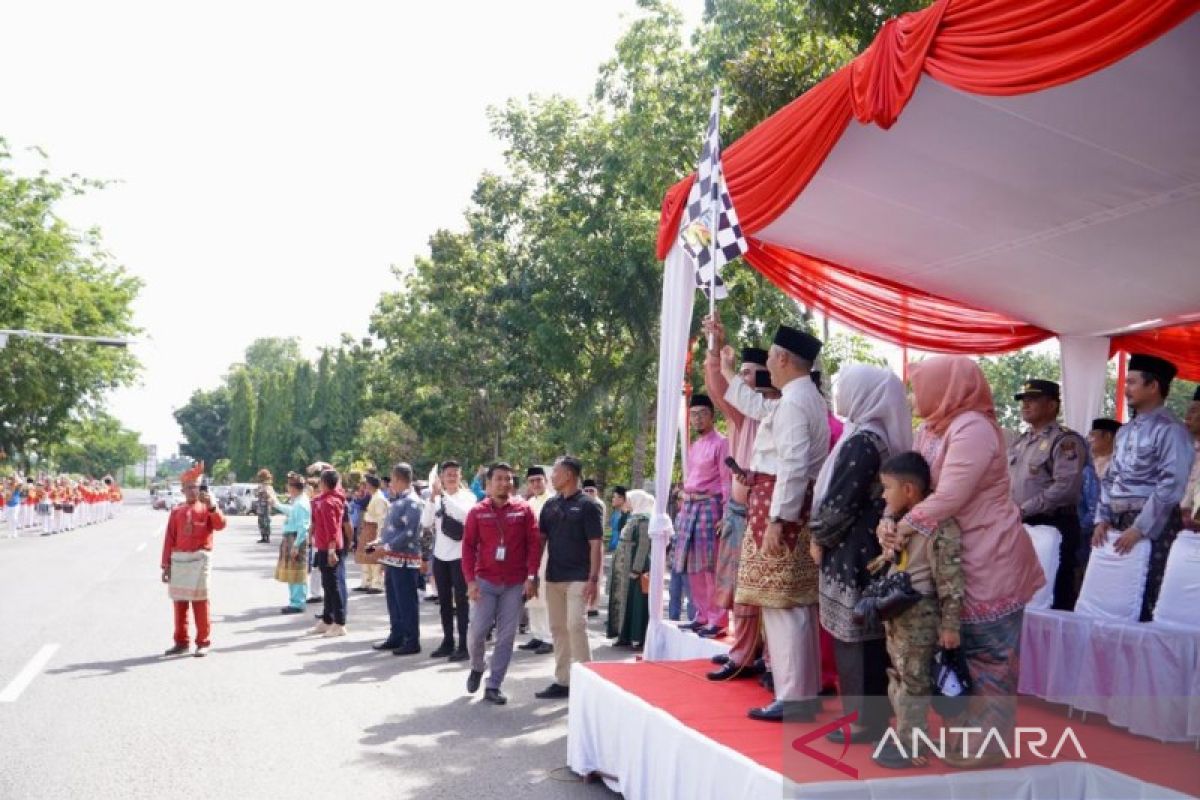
[683,427,731,499]
[705,352,758,504]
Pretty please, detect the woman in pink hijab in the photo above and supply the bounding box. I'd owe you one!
[881,356,1043,769]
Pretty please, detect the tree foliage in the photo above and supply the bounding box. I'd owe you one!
[52,411,144,477]
[0,140,142,467]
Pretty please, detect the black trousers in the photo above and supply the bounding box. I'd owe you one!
[315,550,348,625]
[833,637,892,731]
[1025,510,1080,611]
[433,557,469,645]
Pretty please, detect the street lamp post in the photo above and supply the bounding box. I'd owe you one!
[0,329,131,349]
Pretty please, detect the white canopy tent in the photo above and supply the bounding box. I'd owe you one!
[643,11,1200,659]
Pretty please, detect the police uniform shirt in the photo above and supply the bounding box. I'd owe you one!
[1008,421,1087,518]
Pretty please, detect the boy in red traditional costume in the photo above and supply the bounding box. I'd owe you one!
[161,461,227,657]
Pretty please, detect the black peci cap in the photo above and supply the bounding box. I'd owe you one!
[1091,418,1122,434]
[772,325,822,362]
[1128,354,1178,385]
[689,394,714,410]
[741,347,768,366]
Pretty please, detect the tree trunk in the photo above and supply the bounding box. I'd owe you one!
[630,402,653,491]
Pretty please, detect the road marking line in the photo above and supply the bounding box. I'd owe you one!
[136,542,147,552]
[0,644,60,703]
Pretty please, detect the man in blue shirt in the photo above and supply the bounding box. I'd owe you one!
[1093,354,1195,621]
[368,464,427,655]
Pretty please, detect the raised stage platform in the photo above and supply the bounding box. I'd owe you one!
[567,659,1199,800]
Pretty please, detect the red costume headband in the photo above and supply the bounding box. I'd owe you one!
[180,461,205,485]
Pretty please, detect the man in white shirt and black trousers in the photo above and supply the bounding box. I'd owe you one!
[422,459,477,661]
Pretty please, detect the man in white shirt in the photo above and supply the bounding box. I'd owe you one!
[720,324,829,723]
[421,460,477,661]
[519,465,555,654]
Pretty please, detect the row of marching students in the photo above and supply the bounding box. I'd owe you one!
[3,474,123,537]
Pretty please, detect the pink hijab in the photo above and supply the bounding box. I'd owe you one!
[909,356,997,436]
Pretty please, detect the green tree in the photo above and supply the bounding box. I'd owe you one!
[354,411,420,474]
[0,140,141,466]
[227,371,256,480]
[237,337,302,377]
[174,386,231,467]
[53,412,144,477]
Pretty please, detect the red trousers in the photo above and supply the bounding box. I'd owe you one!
[173,600,211,647]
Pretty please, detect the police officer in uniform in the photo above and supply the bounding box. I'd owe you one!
[1008,379,1086,610]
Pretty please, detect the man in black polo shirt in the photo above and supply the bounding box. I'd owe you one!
[534,455,604,699]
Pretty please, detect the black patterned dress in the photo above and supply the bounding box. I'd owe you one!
[809,430,886,643]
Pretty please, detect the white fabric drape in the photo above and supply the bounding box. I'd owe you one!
[1059,335,1111,434]
[644,243,696,661]
[567,662,1191,800]
[643,618,730,662]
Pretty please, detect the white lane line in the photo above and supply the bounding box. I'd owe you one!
[136,542,147,552]
[0,644,60,703]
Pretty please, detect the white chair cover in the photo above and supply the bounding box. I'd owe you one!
[1074,531,1151,622]
[1023,524,1061,610]
[1152,531,1200,629]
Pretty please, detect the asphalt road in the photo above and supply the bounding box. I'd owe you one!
[0,497,624,799]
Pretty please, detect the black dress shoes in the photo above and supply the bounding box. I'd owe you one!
[706,661,763,681]
[711,653,731,665]
[518,638,544,651]
[483,688,508,705]
[392,644,421,656]
[535,683,570,700]
[826,726,885,745]
[373,640,402,651]
[677,620,703,632]
[696,625,726,638]
[430,641,455,658]
[747,700,817,723]
[466,670,483,693]
[448,647,469,662]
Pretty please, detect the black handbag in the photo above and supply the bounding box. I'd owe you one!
[438,499,464,542]
[930,646,973,718]
[852,551,923,627]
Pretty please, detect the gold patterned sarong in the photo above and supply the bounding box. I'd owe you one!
[734,474,817,609]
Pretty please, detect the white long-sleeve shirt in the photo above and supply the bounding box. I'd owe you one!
[725,374,829,522]
[421,486,477,561]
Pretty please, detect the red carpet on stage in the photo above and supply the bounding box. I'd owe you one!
[588,659,1199,796]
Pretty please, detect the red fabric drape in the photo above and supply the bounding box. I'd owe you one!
[1112,322,1200,382]
[748,240,1051,354]
[657,0,1197,257]
[655,0,1197,359]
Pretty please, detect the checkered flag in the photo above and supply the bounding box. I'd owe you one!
[677,89,748,301]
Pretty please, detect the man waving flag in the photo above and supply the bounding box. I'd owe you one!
[677,88,748,301]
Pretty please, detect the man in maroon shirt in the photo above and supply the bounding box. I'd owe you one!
[308,469,349,637]
[462,462,542,705]
[161,462,226,657]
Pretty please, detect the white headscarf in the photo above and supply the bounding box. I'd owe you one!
[625,489,655,517]
[812,364,913,509]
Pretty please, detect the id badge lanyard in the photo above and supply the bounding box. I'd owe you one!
[493,502,509,562]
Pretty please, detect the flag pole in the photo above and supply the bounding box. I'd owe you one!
[707,86,720,351]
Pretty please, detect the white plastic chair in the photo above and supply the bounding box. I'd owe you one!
[1024,524,1061,610]
[1152,531,1200,630]
[1074,530,1152,622]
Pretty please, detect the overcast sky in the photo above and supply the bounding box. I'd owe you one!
[2,0,705,455]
